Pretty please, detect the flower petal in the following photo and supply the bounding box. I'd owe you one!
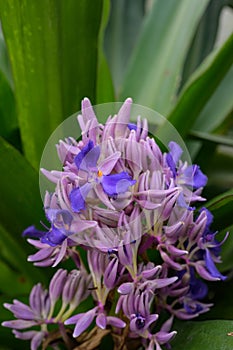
[41,226,67,246]
[72,308,97,337]
[168,141,183,165]
[117,282,134,295]
[75,140,100,171]
[22,226,45,239]
[205,249,227,281]
[31,331,46,350]
[101,172,136,196]
[2,319,37,329]
[183,165,207,189]
[98,152,121,175]
[70,183,92,212]
[107,316,126,328]
[96,313,107,329]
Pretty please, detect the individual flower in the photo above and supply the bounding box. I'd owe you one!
[2,268,91,349]
[69,139,136,212]
[23,209,74,246]
[116,286,158,337]
[2,284,50,350]
[165,141,207,209]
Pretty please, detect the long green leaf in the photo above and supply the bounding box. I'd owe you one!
[168,33,233,138]
[0,136,47,283]
[0,29,18,147]
[192,65,233,132]
[0,27,13,87]
[104,0,145,95]
[172,320,233,350]
[96,0,115,103]
[190,130,233,147]
[204,188,233,231]
[0,0,103,169]
[180,0,223,87]
[120,0,210,114]
[0,70,18,144]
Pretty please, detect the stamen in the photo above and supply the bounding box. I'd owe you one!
[97,170,103,177]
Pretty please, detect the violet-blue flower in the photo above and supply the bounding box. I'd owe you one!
[70,139,136,212]
[23,209,73,247]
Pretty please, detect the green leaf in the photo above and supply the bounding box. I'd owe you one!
[104,0,145,95]
[0,27,13,87]
[168,33,233,138]
[120,0,210,114]
[172,320,233,350]
[0,0,104,169]
[0,136,47,284]
[0,70,18,145]
[192,65,233,132]
[204,188,233,231]
[190,130,233,147]
[96,0,115,103]
[180,0,224,86]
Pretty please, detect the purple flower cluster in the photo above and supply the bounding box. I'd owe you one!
[2,98,227,350]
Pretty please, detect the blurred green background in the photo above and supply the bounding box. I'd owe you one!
[0,0,233,349]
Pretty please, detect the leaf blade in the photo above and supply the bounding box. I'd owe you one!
[168,33,233,138]
[120,0,210,114]
[0,0,104,169]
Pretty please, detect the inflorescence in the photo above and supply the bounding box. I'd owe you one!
[2,98,227,350]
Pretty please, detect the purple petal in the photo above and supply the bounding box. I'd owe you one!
[74,140,100,171]
[29,284,43,315]
[189,269,208,299]
[2,320,37,329]
[160,316,174,333]
[195,263,220,281]
[145,314,159,328]
[31,331,45,350]
[52,239,68,267]
[155,330,177,344]
[70,183,92,212]
[13,330,37,340]
[118,243,133,266]
[64,313,84,325]
[114,98,132,137]
[101,172,136,196]
[128,123,137,131]
[199,207,213,231]
[98,152,121,175]
[41,226,67,246]
[4,302,35,320]
[166,153,176,177]
[107,316,126,328]
[168,141,183,165]
[154,277,178,289]
[104,257,118,289]
[49,269,67,302]
[27,247,54,262]
[72,308,97,337]
[117,282,134,295]
[183,165,207,189]
[46,209,73,227]
[141,265,162,279]
[177,193,194,210]
[96,313,107,329]
[22,226,45,239]
[205,249,227,281]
